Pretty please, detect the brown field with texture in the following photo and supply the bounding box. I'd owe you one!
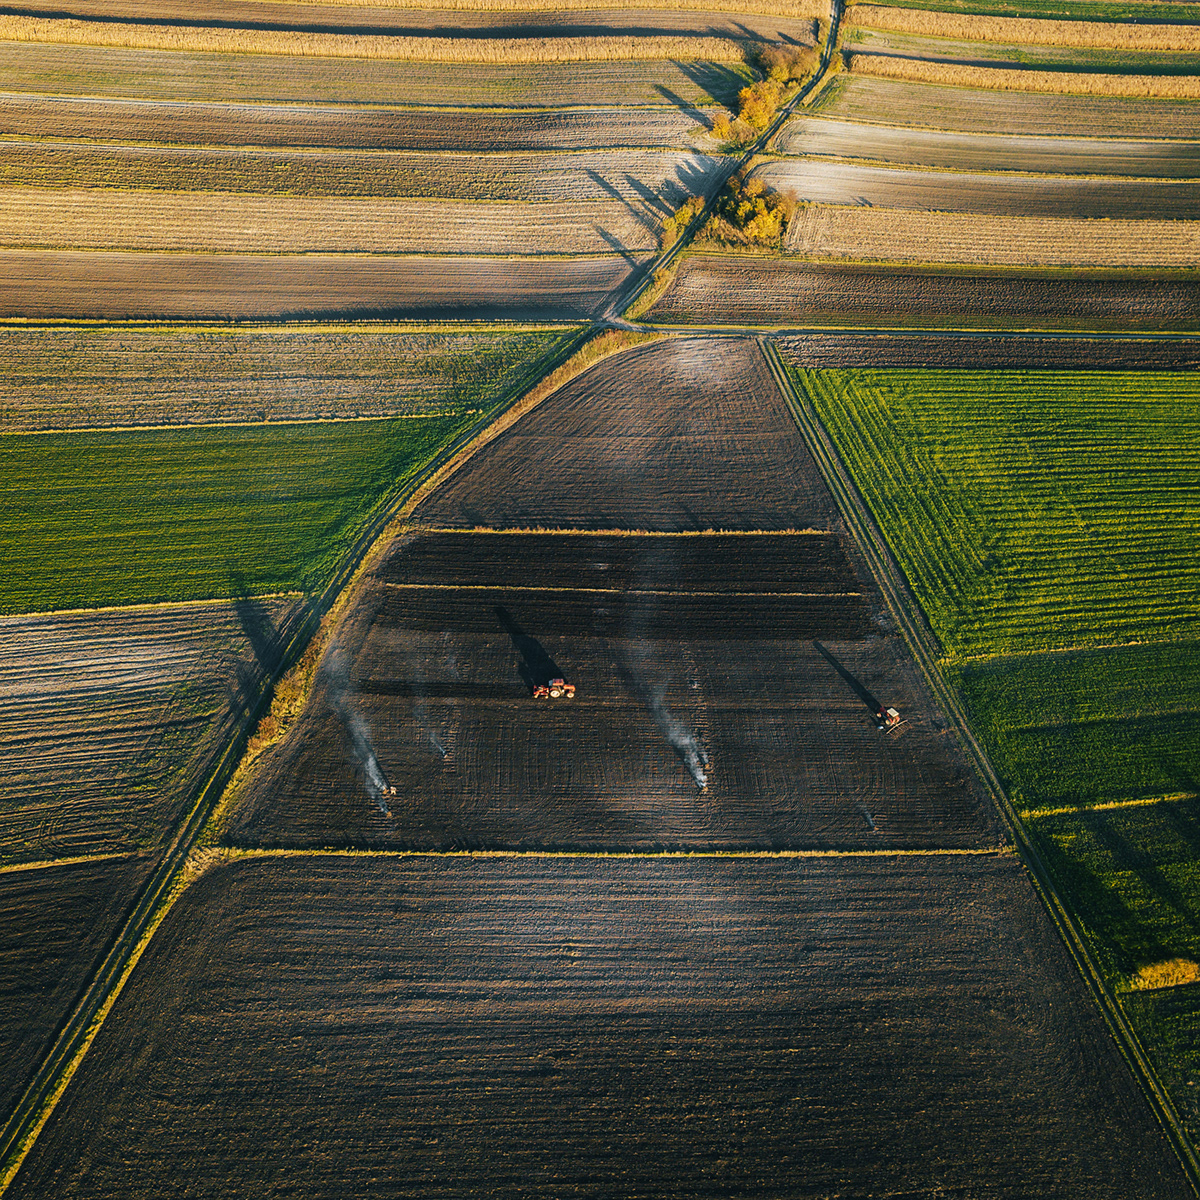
[0,250,645,320]
[649,256,1200,330]
[788,205,1200,266]
[8,854,1194,1198]
[0,598,304,865]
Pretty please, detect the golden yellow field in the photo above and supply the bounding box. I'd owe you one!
[787,204,1200,266]
[848,53,1200,97]
[847,4,1200,51]
[0,15,748,61]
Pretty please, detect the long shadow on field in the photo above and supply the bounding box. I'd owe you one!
[496,605,563,694]
[675,61,754,107]
[814,640,883,718]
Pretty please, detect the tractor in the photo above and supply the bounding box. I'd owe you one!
[533,677,575,699]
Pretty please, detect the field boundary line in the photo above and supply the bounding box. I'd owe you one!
[0,852,130,876]
[1024,792,1199,820]
[382,582,865,598]
[760,337,1200,1195]
[0,325,598,1194]
[211,846,1009,862]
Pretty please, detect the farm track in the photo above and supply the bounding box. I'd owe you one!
[761,339,1200,1192]
[0,250,646,320]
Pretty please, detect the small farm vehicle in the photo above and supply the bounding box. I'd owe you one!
[875,706,901,729]
[533,678,575,699]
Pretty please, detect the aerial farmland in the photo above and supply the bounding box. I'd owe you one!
[2,0,1200,1193]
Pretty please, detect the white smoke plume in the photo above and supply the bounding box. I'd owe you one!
[326,648,392,813]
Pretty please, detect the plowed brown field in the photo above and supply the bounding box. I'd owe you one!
[815,75,1200,139]
[0,597,304,865]
[227,338,1000,851]
[649,256,1200,330]
[0,855,150,1125]
[9,854,1193,1199]
[0,94,704,151]
[0,250,644,319]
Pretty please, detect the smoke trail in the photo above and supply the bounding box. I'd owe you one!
[326,649,392,814]
[648,684,709,790]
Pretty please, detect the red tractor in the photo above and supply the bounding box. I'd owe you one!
[875,706,901,729]
[533,677,576,699]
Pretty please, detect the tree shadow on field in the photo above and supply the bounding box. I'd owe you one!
[674,61,753,108]
[813,640,883,718]
[496,605,563,694]
[593,223,639,267]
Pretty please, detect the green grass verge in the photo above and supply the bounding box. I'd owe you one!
[954,642,1200,812]
[788,367,1200,659]
[0,415,472,612]
[860,0,1200,24]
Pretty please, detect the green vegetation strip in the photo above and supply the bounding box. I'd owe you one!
[863,0,1200,23]
[786,367,1200,660]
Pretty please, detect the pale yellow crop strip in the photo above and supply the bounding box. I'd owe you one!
[0,16,749,62]
[848,4,1200,51]
[0,853,128,876]
[250,0,826,15]
[848,54,1200,98]
[1024,792,1199,820]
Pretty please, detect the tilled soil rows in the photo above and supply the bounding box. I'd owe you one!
[0,597,304,864]
[776,331,1200,369]
[755,159,1200,220]
[777,115,1200,177]
[0,95,705,151]
[0,250,644,320]
[10,854,1192,1199]
[0,855,151,1127]
[650,256,1200,330]
[413,337,844,531]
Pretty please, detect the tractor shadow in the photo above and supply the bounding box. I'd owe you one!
[496,605,563,694]
[813,640,883,719]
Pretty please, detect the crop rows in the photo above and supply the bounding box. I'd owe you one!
[786,367,1200,658]
[787,206,1200,266]
[0,145,720,204]
[0,326,565,430]
[0,190,662,255]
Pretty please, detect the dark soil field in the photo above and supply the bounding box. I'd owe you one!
[0,597,303,864]
[414,337,844,531]
[0,855,150,1126]
[650,256,1200,330]
[0,251,644,320]
[228,339,997,851]
[0,94,704,152]
[10,853,1193,1199]
[778,115,1200,177]
[756,158,1200,219]
[815,74,1200,138]
[776,331,1200,368]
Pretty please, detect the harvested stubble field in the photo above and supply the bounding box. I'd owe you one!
[0,42,754,107]
[227,339,998,852]
[777,116,1200,177]
[0,598,305,863]
[0,856,151,1125]
[413,337,843,531]
[0,326,564,431]
[813,74,1200,138]
[786,366,1200,658]
[0,190,662,255]
[788,205,1200,267]
[0,413,472,612]
[777,331,1200,369]
[0,0,820,43]
[649,256,1200,330]
[0,144,720,204]
[0,251,645,320]
[0,95,705,153]
[10,854,1193,1199]
[755,159,1200,219]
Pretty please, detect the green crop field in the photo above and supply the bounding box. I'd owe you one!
[789,368,1200,660]
[863,0,1200,23]
[0,414,470,613]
